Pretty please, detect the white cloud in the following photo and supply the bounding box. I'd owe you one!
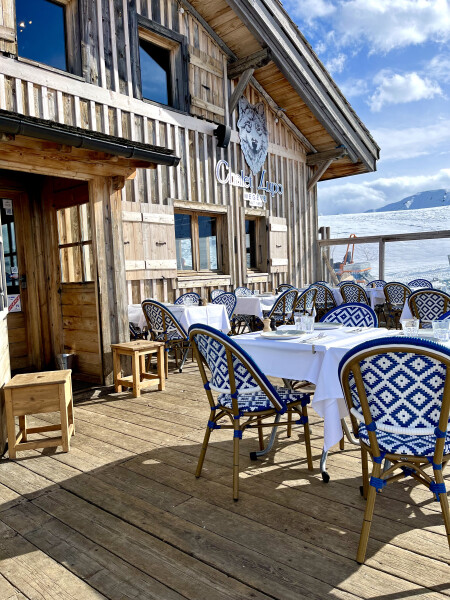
[334,0,450,53]
[318,168,450,214]
[369,71,442,111]
[428,53,450,83]
[373,120,450,161]
[284,0,336,22]
[325,53,346,74]
[338,78,369,98]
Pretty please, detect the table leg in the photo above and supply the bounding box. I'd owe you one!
[59,385,70,452]
[113,349,122,393]
[250,414,281,460]
[132,351,140,397]
[320,448,329,483]
[5,390,17,459]
[18,415,27,442]
[157,346,165,391]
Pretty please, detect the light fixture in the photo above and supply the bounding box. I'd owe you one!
[19,21,25,28]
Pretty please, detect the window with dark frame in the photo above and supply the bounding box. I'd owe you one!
[57,203,94,283]
[175,212,221,273]
[16,0,68,71]
[245,219,257,270]
[136,17,189,112]
[1,205,19,296]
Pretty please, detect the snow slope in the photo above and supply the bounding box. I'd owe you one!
[367,189,450,213]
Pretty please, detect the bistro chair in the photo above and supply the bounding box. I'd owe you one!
[210,289,225,301]
[366,280,386,289]
[211,292,237,335]
[340,282,370,306]
[174,292,201,305]
[141,299,190,375]
[312,280,330,288]
[383,282,411,329]
[234,287,253,296]
[438,311,450,321]
[264,288,298,326]
[292,287,317,317]
[189,324,313,500]
[339,337,450,563]
[320,303,378,328]
[408,278,433,289]
[408,289,450,328]
[309,283,336,321]
[276,283,294,293]
[129,322,148,340]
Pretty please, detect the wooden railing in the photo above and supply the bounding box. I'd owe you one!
[317,227,450,280]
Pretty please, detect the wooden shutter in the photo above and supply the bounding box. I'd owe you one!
[123,203,177,280]
[268,216,288,273]
[0,0,16,55]
[0,210,10,454]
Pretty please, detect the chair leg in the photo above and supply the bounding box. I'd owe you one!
[257,417,264,451]
[356,461,381,563]
[233,428,241,501]
[287,408,292,438]
[361,446,369,500]
[196,423,212,478]
[302,406,313,471]
[179,344,190,372]
[164,348,169,379]
[435,469,450,551]
[339,436,345,450]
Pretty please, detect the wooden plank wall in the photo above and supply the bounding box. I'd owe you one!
[6,312,29,371]
[61,283,102,383]
[0,0,318,303]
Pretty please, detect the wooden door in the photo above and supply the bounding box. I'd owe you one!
[0,210,11,453]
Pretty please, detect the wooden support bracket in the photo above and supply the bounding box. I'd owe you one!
[229,68,255,115]
[228,49,271,79]
[307,158,334,192]
[306,147,348,166]
[112,175,126,190]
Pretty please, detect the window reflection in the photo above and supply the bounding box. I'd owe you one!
[199,216,217,271]
[175,213,193,270]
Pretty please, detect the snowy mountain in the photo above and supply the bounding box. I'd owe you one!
[367,189,450,212]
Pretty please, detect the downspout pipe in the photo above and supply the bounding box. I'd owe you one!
[0,110,180,167]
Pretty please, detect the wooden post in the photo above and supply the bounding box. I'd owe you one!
[379,239,385,281]
[89,176,128,385]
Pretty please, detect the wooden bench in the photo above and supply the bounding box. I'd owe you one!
[4,370,74,459]
[111,340,165,397]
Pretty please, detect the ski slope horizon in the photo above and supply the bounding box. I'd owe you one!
[318,204,450,286]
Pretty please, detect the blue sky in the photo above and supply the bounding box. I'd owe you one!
[283,0,450,215]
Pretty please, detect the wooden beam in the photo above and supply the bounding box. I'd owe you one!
[228,49,271,79]
[317,229,450,247]
[229,68,254,115]
[307,159,333,192]
[306,148,347,166]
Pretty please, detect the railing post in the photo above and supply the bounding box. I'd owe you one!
[379,239,385,280]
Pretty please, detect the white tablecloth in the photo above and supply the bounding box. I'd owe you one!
[234,326,392,451]
[128,303,231,334]
[234,295,279,318]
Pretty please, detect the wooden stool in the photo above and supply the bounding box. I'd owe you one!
[111,340,165,397]
[4,370,74,459]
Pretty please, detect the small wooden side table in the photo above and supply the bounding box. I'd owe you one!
[4,370,74,459]
[111,340,165,397]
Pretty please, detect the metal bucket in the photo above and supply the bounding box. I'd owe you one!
[56,353,74,370]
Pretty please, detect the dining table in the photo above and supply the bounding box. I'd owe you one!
[128,302,231,334]
[233,324,395,478]
[234,293,280,319]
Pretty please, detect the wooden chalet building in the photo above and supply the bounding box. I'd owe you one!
[0,0,379,446]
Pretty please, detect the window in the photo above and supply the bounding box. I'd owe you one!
[1,204,19,295]
[16,0,67,71]
[136,16,189,111]
[175,212,221,273]
[57,203,94,283]
[245,219,257,269]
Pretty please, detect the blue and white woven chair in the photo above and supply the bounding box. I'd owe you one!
[408,278,433,289]
[408,289,450,328]
[276,283,294,293]
[339,337,450,563]
[312,280,331,288]
[366,280,386,289]
[438,311,450,321]
[210,289,225,301]
[211,292,237,334]
[189,324,313,499]
[293,287,317,317]
[234,287,253,297]
[320,303,378,328]
[383,282,411,329]
[264,288,298,326]
[309,283,336,320]
[174,292,201,305]
[141,299,190,374]
[340,283,370,306]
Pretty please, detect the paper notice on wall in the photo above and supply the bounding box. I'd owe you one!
[7,294,21,312]
[2,199,12,215]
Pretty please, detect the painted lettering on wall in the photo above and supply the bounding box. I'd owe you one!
[215,160,283,206]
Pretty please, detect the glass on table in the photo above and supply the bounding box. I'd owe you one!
[432,320,450,342]
[300,314,315,333]
[401,318,419,337]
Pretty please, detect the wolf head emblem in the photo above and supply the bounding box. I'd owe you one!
[237,97,268,175]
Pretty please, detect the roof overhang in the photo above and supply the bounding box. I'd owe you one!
[188,0,379,182]
[0,109,180,181]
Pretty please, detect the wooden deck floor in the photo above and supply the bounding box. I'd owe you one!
[0,361,449,600]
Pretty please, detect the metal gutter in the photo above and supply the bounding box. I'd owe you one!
[0,109,180,168]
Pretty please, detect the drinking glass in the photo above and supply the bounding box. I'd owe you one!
[300,314,315,333]
[432,320,450,342]
[401,318,419,337]
[294,314,303,329]
[184,297,193,307]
